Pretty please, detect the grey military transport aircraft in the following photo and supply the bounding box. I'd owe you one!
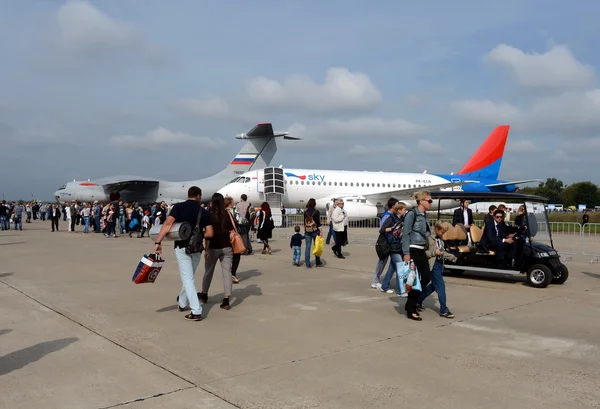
[54,123,299,204]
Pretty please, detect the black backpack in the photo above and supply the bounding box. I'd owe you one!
[185,208,205,254]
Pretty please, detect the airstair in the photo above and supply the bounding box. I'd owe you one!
[263,167,285,227]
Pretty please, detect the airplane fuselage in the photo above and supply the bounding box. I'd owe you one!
[54,176,238,204]
[217,168,518,218]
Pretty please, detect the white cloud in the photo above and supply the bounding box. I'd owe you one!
[484,44,596,89]
[176,67,382,120]
[108,127,223,150]
[288,117,427,144]
[529,89,600,129]
[175,97,255,122]
[449,99,521,126]
[245,67,382,112]
[50,0,163,61]
[417,139,444,154]
[506,139,536,154]
[347,143,410,156]
[450,91,600,134]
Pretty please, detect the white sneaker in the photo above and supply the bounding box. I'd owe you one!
[398,293,408,298]
[370,283,381,289]
[380,288,394,294]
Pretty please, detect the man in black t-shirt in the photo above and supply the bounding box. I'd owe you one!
[153,186,213,321]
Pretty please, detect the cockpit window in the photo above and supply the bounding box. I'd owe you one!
[58,185,67,190]
[228,177,241,184]
[245,177,250,183]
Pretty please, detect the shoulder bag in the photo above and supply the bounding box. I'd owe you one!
[227,210,246,254]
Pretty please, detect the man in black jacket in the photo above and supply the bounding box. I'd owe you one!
[481,209,515,267]
[452,200,473,229]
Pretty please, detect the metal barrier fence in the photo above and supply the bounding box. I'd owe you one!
[272,217,600,263]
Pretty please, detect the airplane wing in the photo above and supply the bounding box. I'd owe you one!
[334,181,477,205]
[485,179,542,188]
[94,176,161,193]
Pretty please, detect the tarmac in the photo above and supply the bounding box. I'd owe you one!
[1,221,599,409]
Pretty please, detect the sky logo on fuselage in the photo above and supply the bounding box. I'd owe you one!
[285,172,325,182]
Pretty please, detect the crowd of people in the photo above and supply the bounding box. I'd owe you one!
[5,188,490,323]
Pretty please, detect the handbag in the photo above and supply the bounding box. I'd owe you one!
[313,235,324,257]
[227,210,246,254]
[132,253,164,284]
[403,260,422,292]
[185,207,205,255]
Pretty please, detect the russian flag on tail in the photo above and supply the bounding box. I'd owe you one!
[230,154,257,165]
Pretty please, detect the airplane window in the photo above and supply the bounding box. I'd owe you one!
[403,184,406,188]
[329,182,332,186]
[344,182,348,186]
[334,182,337,186]
[228,177,240,184]
[312,181,315,185]
[301,181,304,185]
[350,182,353,186]
[58,184,66,190]
[377,183,380,187]
[245,177,250,183]
[361,183,364,187]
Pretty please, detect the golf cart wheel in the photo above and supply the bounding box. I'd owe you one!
[552,263,569,285]
[527,264,553,288]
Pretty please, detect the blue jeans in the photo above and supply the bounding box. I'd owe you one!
[292,246,301,264]
[13,216,22,231]
[380,253,406,294]
[174,247,202,315]
[325,222,336,244]
[372,256,389,285]
[418,261,450,314]
[119,215,126,234]
[0,215,8,230]
[304,230,322,267]
[83,216,90,233]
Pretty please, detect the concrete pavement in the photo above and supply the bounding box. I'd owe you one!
[1,221,599,408]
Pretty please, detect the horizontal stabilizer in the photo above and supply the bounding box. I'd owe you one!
[235,122,300,140]
[485,179,542,188]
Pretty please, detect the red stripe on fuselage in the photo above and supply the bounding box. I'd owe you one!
[457,125,510,175]
[79,182,98,186]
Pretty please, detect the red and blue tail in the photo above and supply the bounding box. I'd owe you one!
[456,125,510,180]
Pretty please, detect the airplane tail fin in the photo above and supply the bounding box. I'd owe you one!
[456,125,510,180]
[212,123,299,180]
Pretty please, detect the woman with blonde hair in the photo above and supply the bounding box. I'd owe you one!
[401,191,433,321]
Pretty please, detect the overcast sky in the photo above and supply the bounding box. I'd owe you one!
[2,0,600,200]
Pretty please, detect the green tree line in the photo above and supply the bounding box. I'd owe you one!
[518,178,600,208]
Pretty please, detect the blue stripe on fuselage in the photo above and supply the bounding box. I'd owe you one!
[433,174,517,193]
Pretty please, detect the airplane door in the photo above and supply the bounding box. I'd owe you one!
[451,178,462,191]
[257,169,264,193]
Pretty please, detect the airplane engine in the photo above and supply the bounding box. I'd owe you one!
[336,198,378,220]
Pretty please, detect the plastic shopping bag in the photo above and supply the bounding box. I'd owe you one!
[313,235,324,257]
[132,254,164,284]
[402,260,422,292]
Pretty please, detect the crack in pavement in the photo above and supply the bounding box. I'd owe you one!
[96,387,194,409]
[204,293,563,384]
[0,279,242,409]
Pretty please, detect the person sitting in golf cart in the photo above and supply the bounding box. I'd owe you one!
[481,209,516,268]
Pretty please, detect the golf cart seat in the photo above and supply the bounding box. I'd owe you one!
[471,224,495,255]
[443,224,473,253]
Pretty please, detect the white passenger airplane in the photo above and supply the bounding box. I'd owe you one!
[54,123,299,204]
[217,125,540,219]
